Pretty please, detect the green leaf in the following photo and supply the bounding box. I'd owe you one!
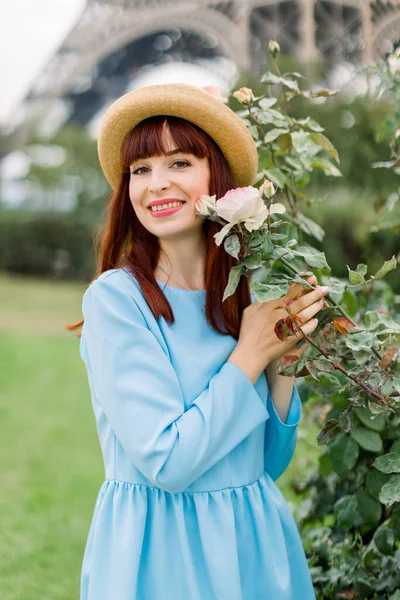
[269,233,287,241]
[364,311,400,334]
[224,234,241,259]
[261,71,283,85]
[391,505,400,537]
[243,254,263,270]
[317,419,342,445]
[355,263,368,276]
[366,469,388,498]
[373,453,400,474]
[297,214,325,242]
[329,434,359,477]
[310,132,340,163]
[374,255,397,279]
[292,246,331,270]
[291,130,320,156]
[347,266,365,284]
[264,128,289,143]
[355,407,386,432]
[223,266,242,302]
[260,237,274,260]
[350,426,383,453]
[373,525,396,555]
[295,117,324,132]
[310,156,342,177]
[264,168,287,188]
[342,289,357,318]
[259,108,288,125]
[334,494,358,531]
[252,280,290,302]
[345,331,377,352]
[258,97,277,109]
[277,133,291,151]
[356,489,382,524]
[261,72,300,93]
[319,453,332,476]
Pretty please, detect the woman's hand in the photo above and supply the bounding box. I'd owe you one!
[228,275,329,385]
[272,274,326,363]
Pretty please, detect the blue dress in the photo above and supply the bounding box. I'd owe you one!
[79,267,315,600]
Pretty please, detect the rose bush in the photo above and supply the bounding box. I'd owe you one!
[197,42,400,599]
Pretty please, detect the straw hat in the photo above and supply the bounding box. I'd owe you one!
[97,83,258,190]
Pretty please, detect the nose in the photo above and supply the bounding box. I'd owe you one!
[148,168,171,194]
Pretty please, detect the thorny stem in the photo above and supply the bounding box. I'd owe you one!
[248,107,265,141]
[273,57,290,114]
[286,312,388,406]
[278,255,382,360]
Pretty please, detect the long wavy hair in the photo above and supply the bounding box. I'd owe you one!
[67,115,251,339]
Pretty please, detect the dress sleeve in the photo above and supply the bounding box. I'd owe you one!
[81,277,269,494]
[263,385,302,481]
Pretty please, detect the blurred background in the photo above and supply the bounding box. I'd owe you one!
[1,1,400,598]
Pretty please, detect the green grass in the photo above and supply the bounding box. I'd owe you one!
[0,272,321,599]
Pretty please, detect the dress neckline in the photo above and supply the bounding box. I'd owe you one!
[156,280,206,293]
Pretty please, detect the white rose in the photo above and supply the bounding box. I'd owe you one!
[196,194,217,217]
[268,202,286,216]
[213,187,268,246]
[388,51,400,76]
[260,178,276,200]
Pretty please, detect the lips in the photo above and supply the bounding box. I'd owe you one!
[148,202,186,218]
[148,198,186,208]
[148,201,185,212]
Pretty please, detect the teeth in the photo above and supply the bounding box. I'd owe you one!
[150,201,184,212]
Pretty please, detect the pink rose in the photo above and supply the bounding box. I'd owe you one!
[202,86,228,103]
[214,186,268,245]
[232,87,254,106]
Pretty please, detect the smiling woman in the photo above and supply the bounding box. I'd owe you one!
[69,83,318,600]
[126,118,211,242]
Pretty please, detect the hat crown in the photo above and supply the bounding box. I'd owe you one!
[98,83,258,190]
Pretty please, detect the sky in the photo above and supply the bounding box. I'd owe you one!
[0,0,231,130]
[0,0,86,125]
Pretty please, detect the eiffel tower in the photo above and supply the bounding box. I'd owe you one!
[25,0,400,127]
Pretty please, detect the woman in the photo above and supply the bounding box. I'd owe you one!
[75,83,327,599]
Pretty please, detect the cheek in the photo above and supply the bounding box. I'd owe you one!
[128,179,141,209]
[190,168,210,197]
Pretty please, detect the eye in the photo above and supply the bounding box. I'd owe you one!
[172,159,191,168]
[131,166,149,175]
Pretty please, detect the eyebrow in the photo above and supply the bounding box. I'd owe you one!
[165,148,184,155]
[130,148,186,168]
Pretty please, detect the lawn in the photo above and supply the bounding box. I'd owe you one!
[0,272,321,600]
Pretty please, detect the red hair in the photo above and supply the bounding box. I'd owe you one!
[67,116,251,338]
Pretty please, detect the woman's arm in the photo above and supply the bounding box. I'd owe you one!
[81,275,269,495]
[265,361,295,423]
[263,361,302,481]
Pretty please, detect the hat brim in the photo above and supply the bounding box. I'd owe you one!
[97,83,258,190]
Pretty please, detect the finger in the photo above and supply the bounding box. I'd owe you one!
[296,298,324,324]
[306,274,318,286]
[290,286,329,314]
[299,317,319,337]
[295,340,311,358]
[283,274,318,305]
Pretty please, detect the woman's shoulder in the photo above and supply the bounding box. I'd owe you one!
[82,267,146,313]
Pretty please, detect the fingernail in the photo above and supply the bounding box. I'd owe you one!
[319,299,324,306]
[320,286,329,295]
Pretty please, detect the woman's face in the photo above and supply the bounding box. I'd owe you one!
[128,126,210,240]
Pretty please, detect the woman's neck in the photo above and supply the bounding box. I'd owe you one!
[155,235,207,290]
